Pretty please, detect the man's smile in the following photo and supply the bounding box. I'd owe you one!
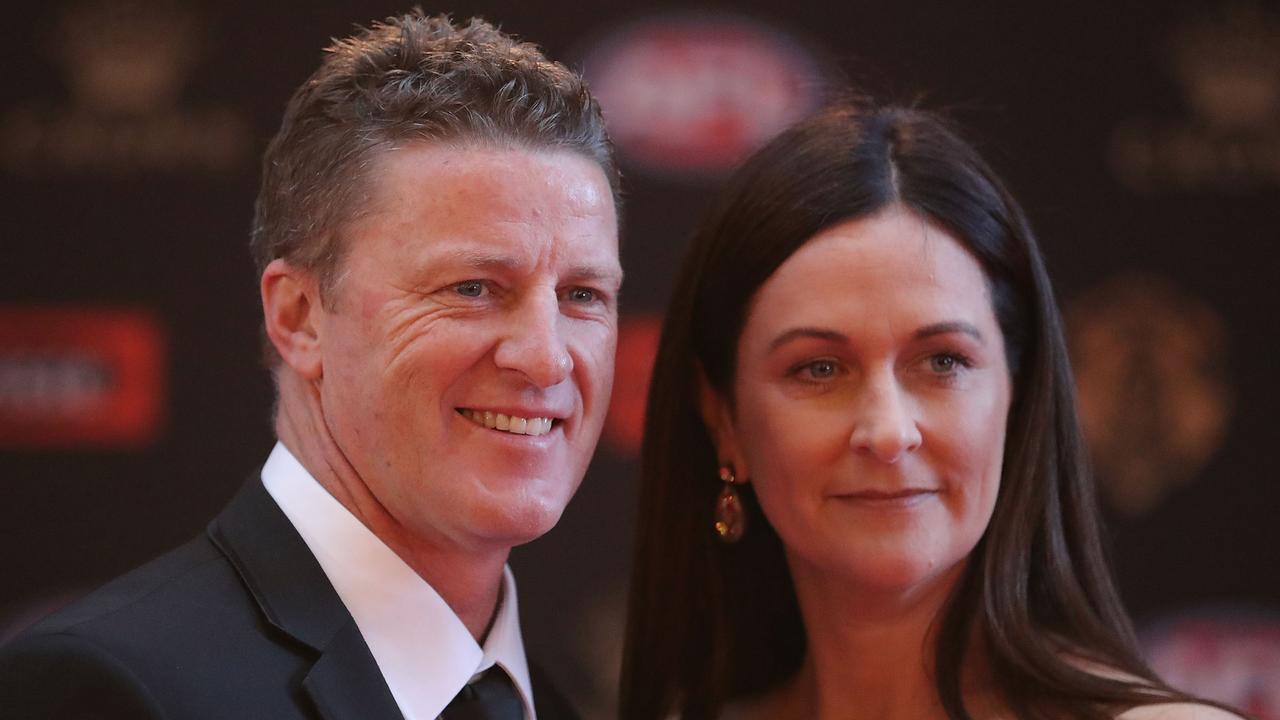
[458,408,558,436]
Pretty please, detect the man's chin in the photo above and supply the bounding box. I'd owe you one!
[463,495,572,550]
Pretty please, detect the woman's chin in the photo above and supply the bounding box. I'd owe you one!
[833,554,969,601]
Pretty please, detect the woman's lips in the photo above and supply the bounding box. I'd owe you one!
[833,489,938,505]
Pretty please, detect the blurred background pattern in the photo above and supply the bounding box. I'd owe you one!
[2,1,1278,717]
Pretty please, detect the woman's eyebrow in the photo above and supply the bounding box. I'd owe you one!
[768,322,985,352]
[768,327,848,351]
[913,321,985,343]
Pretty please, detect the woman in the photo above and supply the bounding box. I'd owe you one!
[621,102,1242,720]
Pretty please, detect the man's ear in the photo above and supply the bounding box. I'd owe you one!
[696,365,749,481]
[260,258,325,380]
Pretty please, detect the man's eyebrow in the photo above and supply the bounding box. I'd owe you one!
[913,321,985,343]
[566,263,624,286]
[425,250,623,285]
[432,249,521,271]
[768,327,849,351]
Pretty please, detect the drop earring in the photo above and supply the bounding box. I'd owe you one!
[714,464,746,543]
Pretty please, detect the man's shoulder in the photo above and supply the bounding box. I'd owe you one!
[0,529,318,719]
[0,536,251,718]
[0,628,169,719]
[16,477,308,655]
[0,532,276,671]
[20,534,229,640]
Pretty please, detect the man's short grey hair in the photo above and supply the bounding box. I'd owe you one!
[250,10,618,318]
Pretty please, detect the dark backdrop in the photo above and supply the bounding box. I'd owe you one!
[3,1,1278,717]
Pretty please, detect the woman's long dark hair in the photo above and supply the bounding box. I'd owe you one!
[621,102,1210,719]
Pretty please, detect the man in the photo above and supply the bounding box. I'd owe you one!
[0,11,620,719]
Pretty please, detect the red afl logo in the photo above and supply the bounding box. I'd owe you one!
[603,314,662,456]
[0,305,166,448]
[581,12,825,176]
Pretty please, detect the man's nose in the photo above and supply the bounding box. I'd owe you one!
[493,292,573,388]
[847,371,922,463]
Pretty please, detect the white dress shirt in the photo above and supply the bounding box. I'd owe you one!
[261,442,537,720]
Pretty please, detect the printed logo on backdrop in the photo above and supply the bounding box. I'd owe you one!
[1142,607,1280,717]
[580,12,826,178]
[0,0,251,176]
[0,306,166,448]
[1109,2,1280,192]
[602,314,662,456]
[1066,275,1231,515]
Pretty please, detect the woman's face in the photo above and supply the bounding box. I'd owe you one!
[707,206,1012,596]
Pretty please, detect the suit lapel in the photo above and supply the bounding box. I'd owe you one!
[207,478,404,720]
[529,663,583,720]
[304,621,406,720]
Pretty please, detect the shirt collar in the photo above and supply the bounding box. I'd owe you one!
[261,442,536,720]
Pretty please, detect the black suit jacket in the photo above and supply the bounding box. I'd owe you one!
[0,479,580,720]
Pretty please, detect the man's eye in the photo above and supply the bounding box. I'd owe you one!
[454,281,485,298]
[566,288,596,303]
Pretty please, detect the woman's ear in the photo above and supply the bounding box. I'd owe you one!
[261,258,325,380]
[696,365,749,481]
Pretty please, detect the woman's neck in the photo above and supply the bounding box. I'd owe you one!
[744,557,1000,720]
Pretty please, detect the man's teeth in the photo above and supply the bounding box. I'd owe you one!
[460,409,554,436]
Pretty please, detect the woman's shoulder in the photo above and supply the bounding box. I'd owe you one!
[1055,650,1247,720]
[1116,702,1246,720]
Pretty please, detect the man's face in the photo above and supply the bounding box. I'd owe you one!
[314,142,620,554]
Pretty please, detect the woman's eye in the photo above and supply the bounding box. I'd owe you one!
[800,359,839,380]
[928,353,966,374]
[454,281,486,298]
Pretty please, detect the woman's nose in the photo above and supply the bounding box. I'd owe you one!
[847,373,922,463]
